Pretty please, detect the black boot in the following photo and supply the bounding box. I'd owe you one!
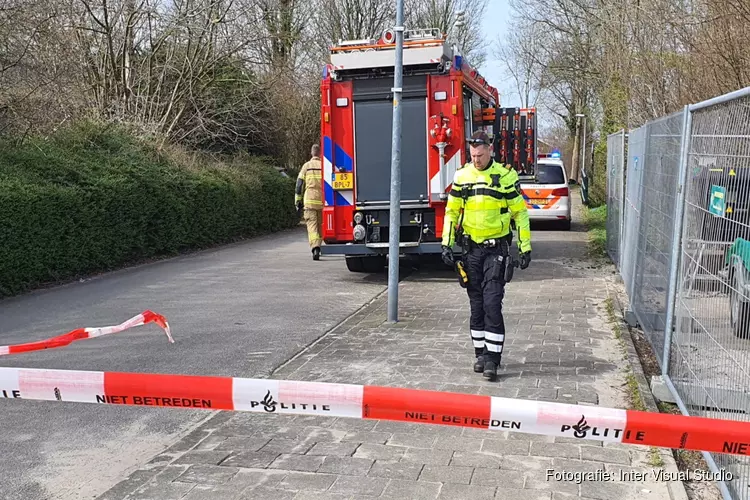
[473,355,484,373]
[312,247,321,260]
[483,360,498,381]
[473,347,485,373]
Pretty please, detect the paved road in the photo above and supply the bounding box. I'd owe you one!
[94,199,686,500]
[0,227,391,500]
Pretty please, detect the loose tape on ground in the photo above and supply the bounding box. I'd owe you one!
[0,311,173,356]
[2,366,750,458]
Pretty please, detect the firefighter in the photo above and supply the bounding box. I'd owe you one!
[441,130,532,381]
[295,144,324,260]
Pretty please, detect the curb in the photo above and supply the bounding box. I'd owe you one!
[269,286,389,377]
[606,284,690,500]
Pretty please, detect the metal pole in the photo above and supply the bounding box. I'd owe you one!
[619,129,626,270]
[662,105,692,373]
[387,0,405,323]
[581,116,587,177]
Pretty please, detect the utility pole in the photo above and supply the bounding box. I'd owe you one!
[580,114,588,178]
[387,0,405,323]
[571,113,584,182]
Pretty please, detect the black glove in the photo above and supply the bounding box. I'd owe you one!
[441,245,454,267]
[520,251,531,269]
[295,202,302,216]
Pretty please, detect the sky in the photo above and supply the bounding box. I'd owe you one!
[478,0,518,108]
[475,0,560,133]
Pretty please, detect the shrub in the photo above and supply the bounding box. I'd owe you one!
[0,122,299,298]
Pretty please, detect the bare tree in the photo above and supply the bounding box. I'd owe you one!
[493,23,548,108]
[4,0,745,178]
[404,0,488,67]
[0,0,85,136]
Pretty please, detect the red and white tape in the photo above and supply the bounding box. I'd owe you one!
[2,366,750,457]
[3,311,750,458]
[0,311,172,356]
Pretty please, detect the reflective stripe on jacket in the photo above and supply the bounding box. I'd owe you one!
[295,157,323,209]
[441,160,531,253]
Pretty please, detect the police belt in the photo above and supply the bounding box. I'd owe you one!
[463,235,511,255]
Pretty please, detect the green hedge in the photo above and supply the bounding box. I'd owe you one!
[0,123,299,298]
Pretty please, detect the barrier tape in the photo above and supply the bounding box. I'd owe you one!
[0,311,173,356]
[2,366,750,457]
[3,312,749,458]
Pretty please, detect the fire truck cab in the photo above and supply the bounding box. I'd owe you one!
[318,28,537,273]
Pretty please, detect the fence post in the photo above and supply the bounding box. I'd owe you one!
[618,129,626,270]
[661,105,692,374]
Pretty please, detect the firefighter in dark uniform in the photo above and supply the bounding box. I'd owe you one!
[441,130,532,381]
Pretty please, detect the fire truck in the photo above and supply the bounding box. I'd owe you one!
[318,28,537,272]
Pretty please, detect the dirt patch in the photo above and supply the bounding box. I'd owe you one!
[629,327,662,381]
[656,399,722,498]
[630,327,718,478]
[611,291,723,500]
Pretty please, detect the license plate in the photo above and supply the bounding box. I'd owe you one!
[333,172,353,190]
[529,198,549,205]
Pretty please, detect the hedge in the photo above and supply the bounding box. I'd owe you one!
[0,123,299,298]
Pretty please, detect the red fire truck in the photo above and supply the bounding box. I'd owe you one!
[318,28,537,272]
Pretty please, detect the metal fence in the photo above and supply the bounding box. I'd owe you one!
[606,130,626,268]
[621,126,646,302]
[608,86,750,500]
[632,111,685,370]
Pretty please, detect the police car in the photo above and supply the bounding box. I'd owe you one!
[518,152,572,230]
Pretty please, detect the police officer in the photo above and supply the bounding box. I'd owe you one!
[441,130,532,381]
[295,144,324,260]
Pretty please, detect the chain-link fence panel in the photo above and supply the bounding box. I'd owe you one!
[606,130,626,268]
[629,112,685,370]
[669,89,750,500]
[621,126,647,301]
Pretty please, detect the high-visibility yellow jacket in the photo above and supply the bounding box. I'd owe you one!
[295,156,323,209]
[441,160,532,253]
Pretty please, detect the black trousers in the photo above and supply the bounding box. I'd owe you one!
[464,243,508,365]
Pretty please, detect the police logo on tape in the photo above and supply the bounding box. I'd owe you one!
[248,390,332,413]
[560,414,625,440]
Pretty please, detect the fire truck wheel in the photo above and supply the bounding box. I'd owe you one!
[362,256,386,273]
[346,256,365,272]
[346,256,385,273]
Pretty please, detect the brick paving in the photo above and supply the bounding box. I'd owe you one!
[98,201,683,500]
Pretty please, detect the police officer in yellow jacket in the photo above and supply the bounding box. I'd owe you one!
[295,144,324,260]
[441,130,532,380]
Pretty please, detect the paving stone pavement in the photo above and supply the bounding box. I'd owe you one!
[98,202,683,500]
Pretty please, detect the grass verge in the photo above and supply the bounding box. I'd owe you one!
[582,204,608,258]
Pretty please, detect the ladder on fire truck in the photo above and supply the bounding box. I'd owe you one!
[326,29,535,179]
[325,27,503,203]
[327,28,499,101]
